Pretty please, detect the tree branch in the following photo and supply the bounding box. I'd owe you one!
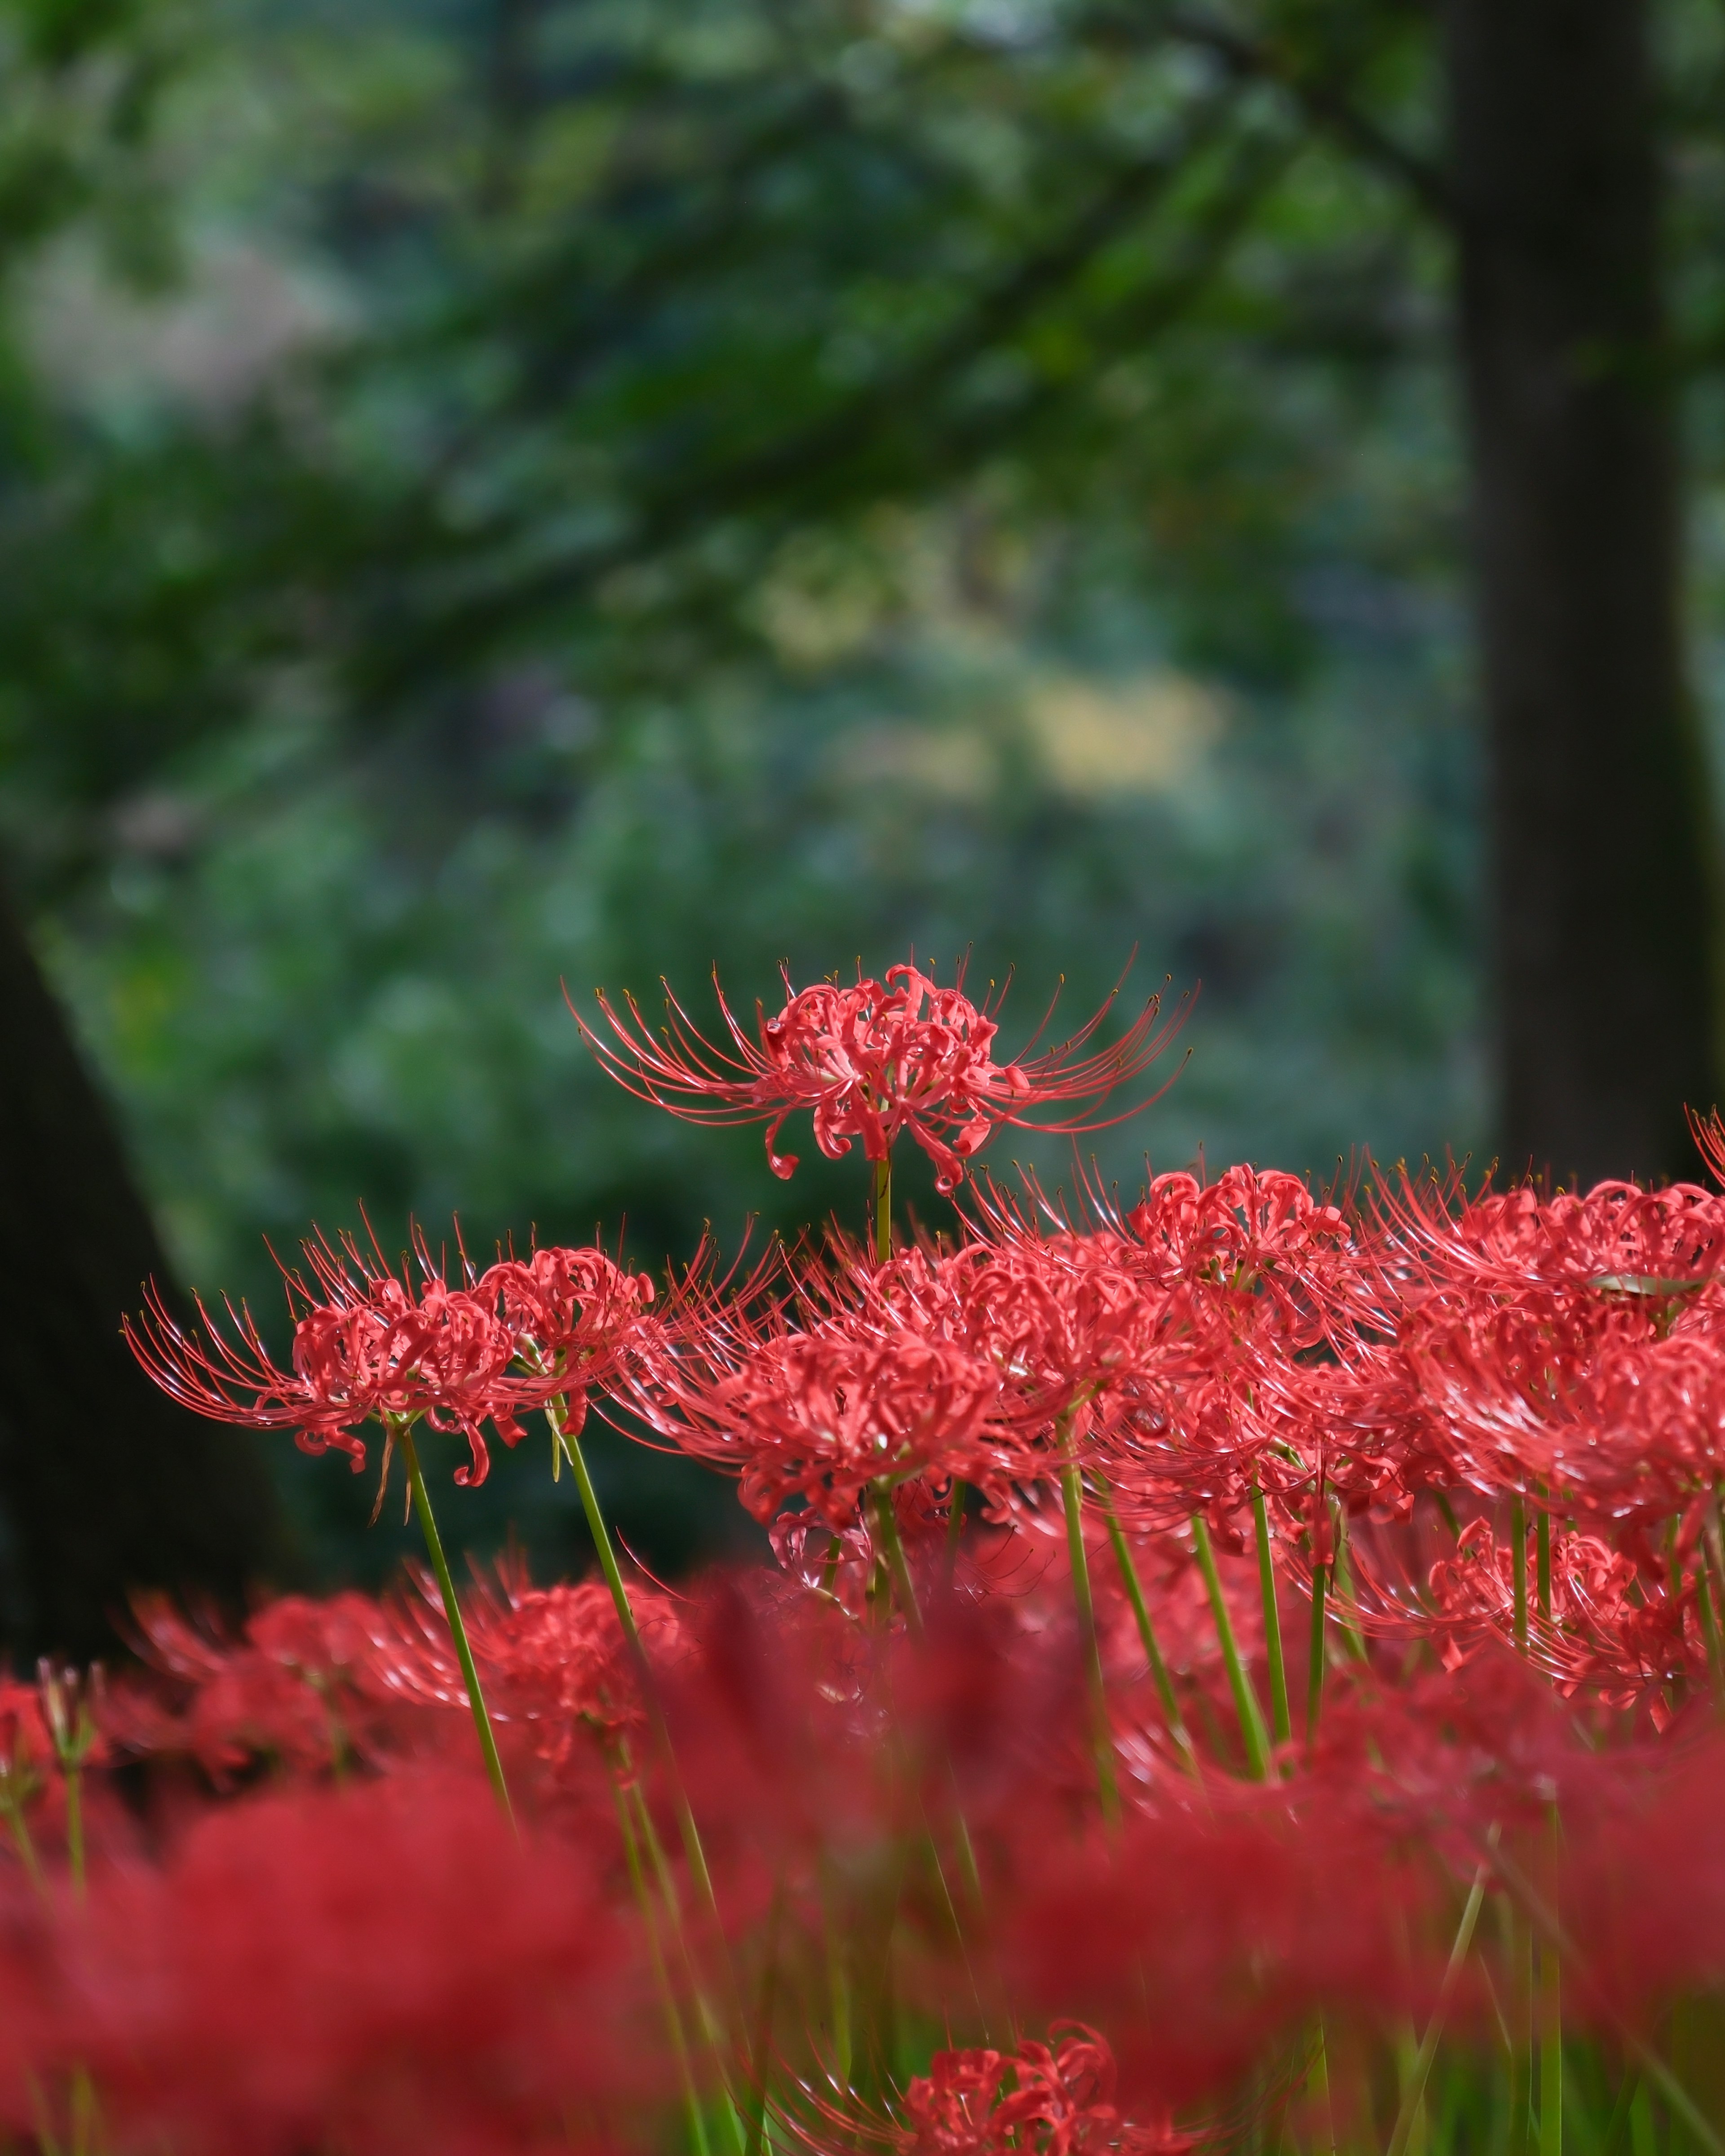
[1164,9,1455,226]
[349,111,1292,694]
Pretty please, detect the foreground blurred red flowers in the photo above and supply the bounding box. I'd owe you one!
[90,951,1725,2154]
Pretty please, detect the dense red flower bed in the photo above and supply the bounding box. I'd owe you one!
[6,958,1725,2154]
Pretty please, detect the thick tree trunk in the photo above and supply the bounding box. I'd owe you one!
[0,888,286,1662]
[1447,0,1718,1187]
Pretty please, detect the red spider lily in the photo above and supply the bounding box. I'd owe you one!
[778,1233,1163,1479]
[889,2028,1192,2156]
[127,1229,653,1486]
[640,1318,1011,1527]
[1388,1287,1725,1523]
[576,960,1186,1194]
[969,1163,1374,1350]
[119,1562,687,1786]
[1370,1168,1725,1305]
[485,1244,657,1438]
[1424,1518,1697,1701]
[955,1164,1384,1530]
[116,1589,400,1780]
[368,1560,686,1765]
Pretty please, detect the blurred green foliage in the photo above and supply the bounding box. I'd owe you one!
[4,0,1722,1580]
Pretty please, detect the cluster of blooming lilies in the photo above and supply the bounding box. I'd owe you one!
[1,958,1724,2156]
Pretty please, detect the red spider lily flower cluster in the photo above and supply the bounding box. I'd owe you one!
[81,965,1725,2153]
[891,2028,1191,2156]
[111,1558,685,1788]
[128,1228,655,1485]
[577,959,1185,1191]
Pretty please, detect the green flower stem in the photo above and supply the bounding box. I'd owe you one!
[871,1482,923,1635]
[1190,1514,1271,1781]
[1060,1457,1119,1824]
[1308,2017,1338,2156]
[1306,1555,1329,1749]
[62,1763,84,1898]
[1536,1506,1554,1625]
[1511,1494,1530,1652]
[819,1862,854,2098]
[552,1400,722,1938]
[1329,1510,1370,1664]
[1385,1859,1491,2156]
[1488,1838,1724,2156]
[871,1151,893,1265]
[743,1888,785,2156]
[629,1778,745,2153]
[1629,2083,1657,2156]
[1539,1940,1563,2156]
[1251,1485,1291,1749]
[944,1479,968,1586]
[1703,1550,1725,1703]
[1098,1485,1198,1776]
[40,1669,96,1897]
[398,1422,514,1828]
[0,1792,44,1890]
[613,1768,711,2156]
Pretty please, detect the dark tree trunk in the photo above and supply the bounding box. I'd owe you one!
[0,887,286,1662]
[1446,0,1719,1187]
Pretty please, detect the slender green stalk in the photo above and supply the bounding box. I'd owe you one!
[1328,1509,1369,1664]
[398,1422,514,1827]
[62,1765,84,1899]
[1704,1500,1725,1706]
[1538,1801,1563,2156]
[1535,1506,1553,1624]
[553,1401,722,1933]
[1190,1514,1271,1780]
[614,1771,711,2156]
[1697,1559,1725,1702]
[1511,1494,1530,1652]
[553,1399,645,1658]
[1099,1488,1198,1775]
[1489,1839,1725,2156]
[1308,2018,1338,2156]
[1509,1901,1534,2156]
[1061,1459,1119,1823]
[1385,1862,1491,2156]
[628,1776,735,2110]
[1538,1941,1562,2156]
[944,1479,968,1586]
[871,1151,893,1265]
[743,1889,785,2156]
[1628,2083,1656,2156]
[1306,1555,1329,1748]
[40,1668,97,1897]
[0,1790,44,1890]
[819,1862,854,2098]
[871,1482,922,1635]
[1251,1485,1291,1749]
[1392,2027,1429,2156]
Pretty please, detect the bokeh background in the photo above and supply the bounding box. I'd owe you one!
[2,0,1722,1635]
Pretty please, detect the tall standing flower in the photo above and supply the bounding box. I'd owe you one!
[127,1226,655,1821]
[126,1228,653,1489]
[576,960,1188,1198]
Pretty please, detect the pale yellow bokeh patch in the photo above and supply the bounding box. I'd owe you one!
[1022,673,1226,799]
[827,670,1225,807]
